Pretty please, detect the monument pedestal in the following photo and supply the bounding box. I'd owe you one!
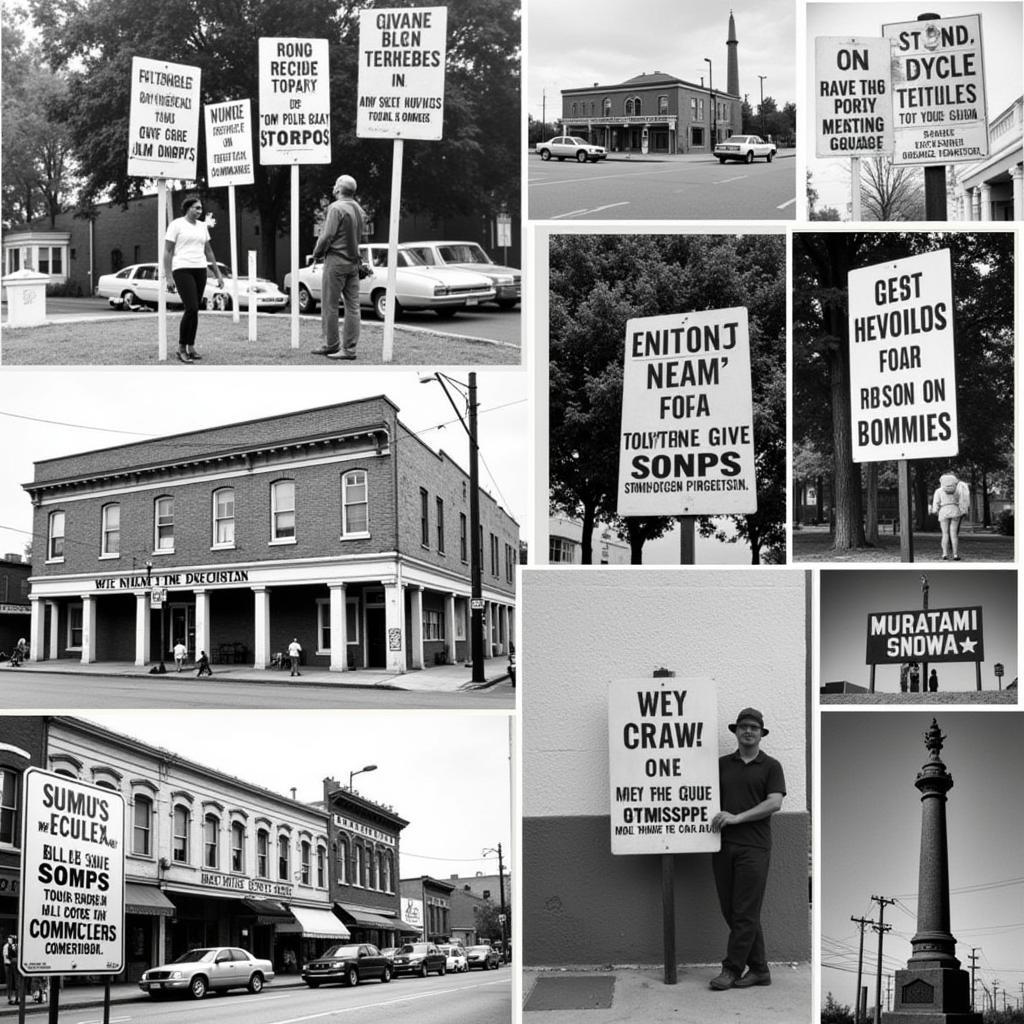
[882,966,982,1024]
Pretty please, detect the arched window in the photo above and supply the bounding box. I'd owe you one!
[257,828,270,878]
[317,845,327,888]
[633,96,642,116]
[300,840,311,884]
[204,813,219,868]
[278,834,290,880]
[625,98,634,116]
[133,795,152,856]
[337,836,349,884]
[101,503,120,557]
[354,844,364,886]
[602,97,611,116]
[172,805,190,862]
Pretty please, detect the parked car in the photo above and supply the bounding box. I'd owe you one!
[283,245,496,320]
[466,944,501,970]
[398,241,521,310]
[380,946,399,961]
[713,134,776,164]
[97,263,179,310]
[391,942,447,977]
[204,262,288,312]
[301,943,392,987]
[439,944,469,973]
[536,136,607,163]
[138,946,274,1000]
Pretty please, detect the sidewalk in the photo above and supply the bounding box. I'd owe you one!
[523,963,810,1023]
[6,659,510,693]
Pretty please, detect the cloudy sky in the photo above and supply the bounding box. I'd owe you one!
[527,0,797,125]
[0,369,529,560]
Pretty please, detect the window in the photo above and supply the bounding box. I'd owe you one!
[625,98,634,115]
[271,480,296,541]
[301,840,311,884]
[204,813,219,868]
[383,851,394,892]
[278,834,290,880]
[354,844,364,886]
[506,543,516,583]
[659,94,669,114]
[101,504,120,557]
[490,533,499,576]
[231,821,245,872]
[634,96,642,116]
[424,609,444,640]
[420,489,429,546]
[172,805,190,862]
[436,497,445,552]
[317,846,326,887]
[602,97,611,116]
[133,795,152,856]
[342,470,368,535]
[48,511,65,560]
[154,496,174,551]
[68,604,84,649]
[337,836,349,884]
[460,513,468,562]
[257,828,269,878]
[0,770,19,846]
[213,488,235,547]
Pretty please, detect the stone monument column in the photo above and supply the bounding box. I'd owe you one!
[883,720,981,1024]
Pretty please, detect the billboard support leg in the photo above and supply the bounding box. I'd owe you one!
[679,516,696,565]
[651,667,678,984]
[897,460,914,563]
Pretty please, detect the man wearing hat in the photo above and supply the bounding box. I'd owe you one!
[311,174,366,361]
[708,707,786,992]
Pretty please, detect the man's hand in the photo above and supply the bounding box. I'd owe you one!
[711,811,740,833]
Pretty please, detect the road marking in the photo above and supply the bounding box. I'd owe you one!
[531,167,683,187]
[714,175,747,184]
[552,202,630,219]
[74,1017,133,1024]
[587,203,630,215]
[550,208,591,219]
[777,197,797,210]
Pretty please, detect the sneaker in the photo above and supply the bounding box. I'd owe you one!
[734,969,772,988]
[709,969,738,990]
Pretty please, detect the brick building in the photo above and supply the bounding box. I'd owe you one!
[23,397,518,673]
[0,555,31,655]
[399,876,454,942]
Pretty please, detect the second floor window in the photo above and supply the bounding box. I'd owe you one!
[101,503,120,556]
[436,497,445,552]
[172,805,189,862]
[213,488,235,546]
[460,513,468,562]
[0,770,20,846]
[154,497,174,551]
[301,840,311,884]
[271,481,295,541]
[133,795,152,856]
[257,829,269,878]
[420,489,429,546]
[278,834,290,880]
[342,470,368,535]
[231,822,245,872]
[204,814,219,869]
[48,511,65,560]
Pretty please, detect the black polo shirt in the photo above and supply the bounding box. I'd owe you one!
[718,749,786,849]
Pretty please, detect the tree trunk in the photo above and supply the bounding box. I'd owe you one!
[626,520,644,564]
[829,339,865,549]
[981,468,990,527]
[580,502,596,565]
[865,463,879,545]
[816,475,824,525]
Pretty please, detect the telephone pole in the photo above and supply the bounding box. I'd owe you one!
[870,895,895,1024]
[851,915,876,1023]
[968,948,979,1011]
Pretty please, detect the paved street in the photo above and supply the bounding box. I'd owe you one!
[528,152,796,220]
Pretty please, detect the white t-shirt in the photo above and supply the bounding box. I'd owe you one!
[165,217,211,270]
[288,641,302,658]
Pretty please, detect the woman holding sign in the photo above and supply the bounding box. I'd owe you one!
[163,194,225,363]
[931,472,970,560]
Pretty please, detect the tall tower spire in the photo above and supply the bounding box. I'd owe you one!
[726,10,739,98]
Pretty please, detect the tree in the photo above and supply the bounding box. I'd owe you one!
[821,992,855,1024]
[857,157,925,221]
[807,172,841,221]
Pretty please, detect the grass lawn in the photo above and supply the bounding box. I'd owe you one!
[0,312,520,366]
[793,525,1015,563]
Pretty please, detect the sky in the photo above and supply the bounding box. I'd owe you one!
[806,1,1023,216]
[819,569,1017,691]
[59,709,513,883]
[527,0,797,126]
[0,369,529,560]
[820,711,1024,1013]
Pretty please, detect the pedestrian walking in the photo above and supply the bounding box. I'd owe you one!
[709,708,786,991]
[931,472,970,561]
[928,669,938,693]
[3,934,18,1004]
[173,639,187,672]
[287,638,302,677]
[195,650,212,677]
[310,175,366,361]
[163,194,225,364]
[908,662,920,692]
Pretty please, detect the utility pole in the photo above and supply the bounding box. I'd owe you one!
[483,843,508,963]
[870,895,896,1024]
[851,915,876,1023]
[758,74,767,137]
[968,947,979,1010]
[920,573,929,693]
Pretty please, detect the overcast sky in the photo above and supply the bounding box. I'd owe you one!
[66,710,513,883]
[806,1,1023,216]
[821,711,1023,1013]
[0,369,529,560]
[527,0,797,124]
[819,569,1017,691]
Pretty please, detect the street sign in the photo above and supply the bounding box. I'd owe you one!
[608,677,721,855]
[865,605,984,664]
[127,56,201,180]
[470,598,485,610]
[357,6,448,140]
[204,99,255,187]
[848,249,958,463]
[150,588,166,608]
[257,38,331,165]
[883,15,988,166]
[616,308,758,516]
[814,37,894,157]
[19,768,125,975]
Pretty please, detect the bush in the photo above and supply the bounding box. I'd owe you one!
[997,508,1014,536]
[46,280,83,298]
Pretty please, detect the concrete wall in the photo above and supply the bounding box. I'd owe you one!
[522,567,810,966]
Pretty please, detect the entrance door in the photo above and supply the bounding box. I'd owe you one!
[169,604,195,657]
[366,608,386,667]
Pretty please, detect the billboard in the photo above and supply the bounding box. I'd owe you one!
[865,605,984,664]
[127,57,201,180]
[814,37,894,157]
[258,38,331,165]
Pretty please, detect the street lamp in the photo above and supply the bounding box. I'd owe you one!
[348,764,377,790]
[420,371,485,684]
[482,844,508,962]
[703,58,713,147]
[758,75,767,138]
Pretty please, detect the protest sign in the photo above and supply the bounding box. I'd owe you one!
[127,56,201,180]
[18,768,125,975]
[205,99,255,187]
[848,249,958,463]
[608,677,721,855]
[258,38,331,164]
[357,6,448,140]
[883,15,988,166]
[814,37,894,157]
[616,308,757,516]
[865,605,984,664]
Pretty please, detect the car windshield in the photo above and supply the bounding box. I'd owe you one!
[438,244,490,264]
[468,946,489,954]
[323,944,361,958]
[567,137,588,145]
[172,949,217,964]
[399,944,422,953]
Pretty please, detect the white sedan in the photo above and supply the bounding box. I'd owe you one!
[96,263,177,309]
[536,136,607,163]
[399,241,520,310]
[139,946,274,1000]
[713,134,777,164]
[203,262,287,312]
[284,244,496,320]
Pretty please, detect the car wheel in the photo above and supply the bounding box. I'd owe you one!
[539,148,551,161]
[766,150,774,162]
[345,966,359,987]
[211,292,231,312]
[381,965,392,983]
[188,976,208,1000]
[576,150,588,163]
[120,289,139,309]
[745,150,754,164]
[248,973,264,994]
[439,962,446,976]
[297,284,317,314]
[717,156,727,164]
[305,980,320,989]
[419,963,429,978]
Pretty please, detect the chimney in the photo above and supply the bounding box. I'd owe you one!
[290,787,297,800]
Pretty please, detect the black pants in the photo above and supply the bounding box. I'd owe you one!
[712,841,771,975]
[172,267,207,349]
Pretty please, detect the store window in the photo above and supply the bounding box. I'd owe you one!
[101,503,120,557]
[424,609,444,641]
[154,496,174,551]
[341,470,368,536]
[271,480,296,542]
[213,488,235,547]
[47,510,65,561]
[67,604,84,649]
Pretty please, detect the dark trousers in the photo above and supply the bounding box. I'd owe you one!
[321,256,360,355]
[711,841,771,975]
[172,267,208,349]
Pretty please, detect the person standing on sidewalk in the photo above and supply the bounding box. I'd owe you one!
[3,933,18,1004]
[709,708,786,991]
[287,638,302,677]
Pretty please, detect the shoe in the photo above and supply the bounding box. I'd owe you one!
[709,969,738,991]
[176,350,192,363]
[327,351,357,360]
[941,554,949,560]
[734,969,772,988]
[953,555,961,561]
[312,346,340,355]
[187,350,202,360]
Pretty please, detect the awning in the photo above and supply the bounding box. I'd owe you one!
[125,883,175,917]
[396,919,421,933]
[243,898,293,924]
[334,904,401,930]
[277,905,351,940]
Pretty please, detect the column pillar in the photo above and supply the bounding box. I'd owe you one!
[971,188,982,221]
[500,603,510,655]
[253,586,270,669]
[484,601,493,660]
[444,592,457,665]
[45,601,58,660]
[1011,164,1023,220]
[979,182,992,221]
[134,592,151,666]
[962,187,974,221]
[329,583,347,672]
[81,594,97,664]
[383,581,406,674]
[29,597,43,663]
[194,589,210,664]
[409,586,424,669]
